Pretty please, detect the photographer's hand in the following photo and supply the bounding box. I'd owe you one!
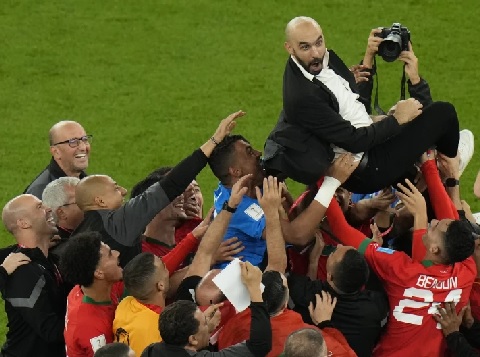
[398,42,420,85]
[363,28,383,68]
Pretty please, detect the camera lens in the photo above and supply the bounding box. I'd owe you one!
[378,33,402,62]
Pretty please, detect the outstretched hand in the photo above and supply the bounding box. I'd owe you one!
[255,176,283,215]
[211,111,246,144]
[308,291,337,325]
[325,153,359,184]
[433,302,466,337]
[396,179,427,229]
[228,174,251,208]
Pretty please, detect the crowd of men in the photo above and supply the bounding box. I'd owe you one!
[1,16,480,357]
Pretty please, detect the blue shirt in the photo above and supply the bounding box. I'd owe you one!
[213,183,266,268]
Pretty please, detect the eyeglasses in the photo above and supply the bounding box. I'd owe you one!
[51,135,93,148]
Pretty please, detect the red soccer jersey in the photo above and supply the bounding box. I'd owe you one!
[471,278,480,321]
[64,282,124,357]
[142,236,174,257]
[357,240,476,357]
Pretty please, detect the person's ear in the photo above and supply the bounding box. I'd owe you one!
[16,218,31,230]
[94,196,107,208]
[228,166,241,178]
[430,244,440,255]
[50,145,60,159]
[56,207,66,221]
[93,269,104,280]
[156,281,166,292]
[188,334,199,347]
[284,41,294,55]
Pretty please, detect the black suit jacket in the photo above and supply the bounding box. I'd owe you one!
[264,50,401,185]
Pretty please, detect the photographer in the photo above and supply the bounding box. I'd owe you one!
[357,27,433,115]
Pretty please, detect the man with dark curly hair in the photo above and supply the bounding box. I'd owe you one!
[141,261,272,357]
[60,231,124,357]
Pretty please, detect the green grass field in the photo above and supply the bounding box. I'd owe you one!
[1,0,479,344]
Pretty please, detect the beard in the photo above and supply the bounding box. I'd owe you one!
[293,50,323,75]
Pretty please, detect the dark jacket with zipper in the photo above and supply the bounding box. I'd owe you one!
[72,148,208,267]
[24,158,87,199]
[1,247,68,357]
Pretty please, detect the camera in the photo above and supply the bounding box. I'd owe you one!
[376,23,410,62]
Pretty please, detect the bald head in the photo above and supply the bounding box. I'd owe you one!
[284,17,326,75]
[2,194,57,243]
[76,175,127,211]
[283,328,327,357]
[2,195,36,234]
[285,17,321,42]
[49,121,85,146]
[76,175,110,210]
[195,269,224,306]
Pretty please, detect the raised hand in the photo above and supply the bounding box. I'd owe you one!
[308,291,337,325]
[213,237,245,263]
[211,110,246,144]
[325,153,359,184]
[363,28,383,67]
[397,42,420,85]
[191,207,214,239]
[394,98,423,124]
[228,174,251,208]
[255,176,283,215]
[396,179,427,230]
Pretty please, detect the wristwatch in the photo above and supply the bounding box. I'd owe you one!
[444,178,460,187]
[222,201,237,213]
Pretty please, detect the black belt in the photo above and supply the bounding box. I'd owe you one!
[355,152,369,174]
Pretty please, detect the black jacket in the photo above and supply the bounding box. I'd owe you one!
[1,247,68,357]
[24,158,87,199]
[72,149,208,267]
[288,273,389,357]
[357,62,434,114]
[445,321,480,357]
[264,51,401,185]
[141,303,272,357]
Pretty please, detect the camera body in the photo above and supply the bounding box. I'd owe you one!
[376,23,411,62]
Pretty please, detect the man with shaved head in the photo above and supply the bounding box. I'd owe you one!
[1,194,68,357]
[24,120,90,198]
[264,16,460,193]
[72,111,245,267]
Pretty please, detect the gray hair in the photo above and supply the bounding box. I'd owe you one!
[42,177,80,222]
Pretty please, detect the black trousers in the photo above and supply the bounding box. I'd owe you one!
[343,101,459,193]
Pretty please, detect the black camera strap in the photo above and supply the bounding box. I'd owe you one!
[400,63,407,100]
[374,58,409,114]
[373,57,386,115]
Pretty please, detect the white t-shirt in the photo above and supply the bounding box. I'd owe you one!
[291,51,372,160]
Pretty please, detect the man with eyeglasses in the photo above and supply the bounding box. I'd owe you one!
[24,120,92,199]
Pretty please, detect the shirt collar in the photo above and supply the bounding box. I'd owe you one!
[290,49,330,82]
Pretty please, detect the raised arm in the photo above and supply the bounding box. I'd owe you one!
[105,111,246,246]
[420,153,459,220]
[396,178,429,262]
[280,154,358,245]
[183,175,250,279]
[256,176,287,273]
